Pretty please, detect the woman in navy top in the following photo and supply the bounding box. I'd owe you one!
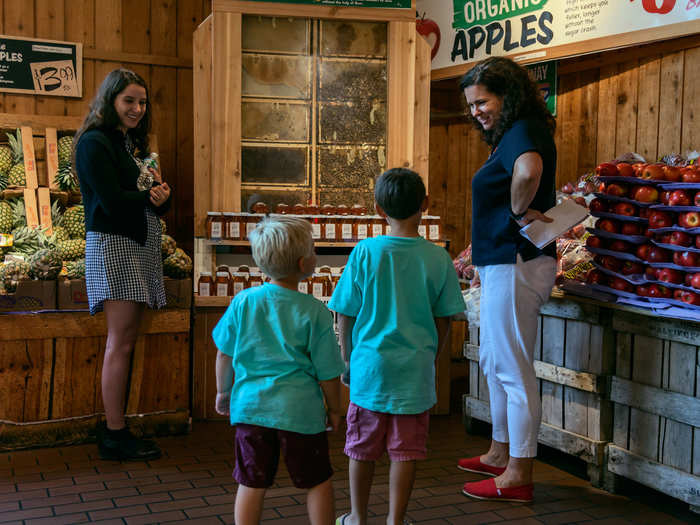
[74,69,171,461]
[457,57,557,503]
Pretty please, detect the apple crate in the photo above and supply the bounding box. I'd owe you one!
[463,295,615,488]
[608,309,700,513]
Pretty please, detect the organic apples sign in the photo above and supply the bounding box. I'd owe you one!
[416,0,700,75]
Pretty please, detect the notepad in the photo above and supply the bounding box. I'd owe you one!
[519,198,590,249]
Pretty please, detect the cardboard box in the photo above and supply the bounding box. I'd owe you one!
[0,280,56,312]
[57,278,89,310]
[164,278,192,309]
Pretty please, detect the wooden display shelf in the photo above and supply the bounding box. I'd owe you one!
[206,239,448,248]
[195,295,232,308]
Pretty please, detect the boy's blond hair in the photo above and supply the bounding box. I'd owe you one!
[249,216,314,280]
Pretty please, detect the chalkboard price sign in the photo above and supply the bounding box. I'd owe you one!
[0,35,82,98]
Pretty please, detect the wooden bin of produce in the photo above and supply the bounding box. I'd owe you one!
[0,309,191,451]
[608,309,700,512]
[464,295,615,487]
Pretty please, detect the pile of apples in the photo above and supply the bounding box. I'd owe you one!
[584,160,700,307]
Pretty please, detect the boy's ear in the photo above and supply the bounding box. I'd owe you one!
[297,256,305,272]
[421,195,429,212]
[375,202,387,218]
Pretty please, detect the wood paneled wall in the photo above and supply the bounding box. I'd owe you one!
[429,35,700,258]
[0,0,212,254]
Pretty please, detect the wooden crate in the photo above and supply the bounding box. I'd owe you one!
[608,310,700,512]
[0,309,190,450]
[463,296,614,487]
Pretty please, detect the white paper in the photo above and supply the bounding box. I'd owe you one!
[519,199,589,249]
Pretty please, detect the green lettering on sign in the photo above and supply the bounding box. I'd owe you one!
[526,60,557,116]
[251,0,411,7]
[452,0,549,29]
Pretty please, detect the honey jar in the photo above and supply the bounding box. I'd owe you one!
[321,205,337,240]
[310,215,322,240]
[252,202,269,214]
[427,216,441,240]
[206,212,224,240]
[371,216,384,238]
[215,271,231,296]
[232,272,248,295]
[248,273,264,288]
[306,203,320,215]
[198,271,213,296]
[298,279,309,294]
[276,203,290,214]
[292,203,306,215]
[225,212,242,240]
[312,274,326,299]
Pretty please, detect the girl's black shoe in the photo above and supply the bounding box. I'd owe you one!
[97,424,162,461]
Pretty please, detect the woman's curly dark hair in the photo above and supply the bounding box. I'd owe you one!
[460,57,555,147]
[73,68,151,161]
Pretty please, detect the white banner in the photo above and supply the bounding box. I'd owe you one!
[416,0,700,76]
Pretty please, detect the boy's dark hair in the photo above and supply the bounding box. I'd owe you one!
[374,168,426,220]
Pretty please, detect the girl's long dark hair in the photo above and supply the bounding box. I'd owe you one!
[73,68,151,161]
[460,57,555,147]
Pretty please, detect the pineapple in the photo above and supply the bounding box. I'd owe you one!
[9,198,26,229]
[63,205,85,239]
[6,129,25,187]
[29,248,62,280]
[56,238,85,261]
[159,217,167,234]
[161,234,176,258]
[55,164,78,192]
[0,144,13,175]
[0,201,12,233]
[0,172,7,192]
[9,226,45,257]
[64,258,86,279]
[163,248,192,278]
[52,226,70,243]
[0,260,30,293]
[57,135,73,167]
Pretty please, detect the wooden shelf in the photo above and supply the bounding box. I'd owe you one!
[205,239,448,248]
[195,295,232,308]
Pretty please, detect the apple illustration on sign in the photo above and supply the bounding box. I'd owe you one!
[416,12,440,60]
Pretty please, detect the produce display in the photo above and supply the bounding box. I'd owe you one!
[581,154,700,311]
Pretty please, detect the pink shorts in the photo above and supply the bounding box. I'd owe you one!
[344,402,430,462]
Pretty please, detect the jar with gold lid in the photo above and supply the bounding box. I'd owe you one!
[206,212,224,240]
[198,271,213,296]
[232,272,248,296]
[215,271,231,297]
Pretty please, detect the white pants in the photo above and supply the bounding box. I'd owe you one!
[477,255,556,458]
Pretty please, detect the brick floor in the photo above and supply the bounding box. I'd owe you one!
[0,415,697,524]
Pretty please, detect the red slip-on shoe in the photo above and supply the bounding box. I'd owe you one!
[457,456,506,477]
[462,478,533,503]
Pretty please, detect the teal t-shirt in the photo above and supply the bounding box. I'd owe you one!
[212,283,345,434]
[328,236,465,414]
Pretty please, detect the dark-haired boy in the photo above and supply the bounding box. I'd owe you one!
[328,168,465,525]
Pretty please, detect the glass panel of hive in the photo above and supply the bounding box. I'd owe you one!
[318,145,385,188]
[318,100,386,144]
[242,54,312,99]
[319,189,376,211]
[241,145,308,185]
[318,59,386,102]
[242,16,309,55]
[320,20,387,58]
[242,101,310,142]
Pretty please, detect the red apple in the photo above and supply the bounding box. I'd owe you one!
[637,244,652,261]
[674,289,685,301]
[686,272,694,286]
[616,162,635,178]
[632,185,659,203]
[645,265,659,280]
[605,183,629,198]
[612,202,638,217]
[586,236,605,249]
[639,208,651,219]
[678,212,700,229]
[663,165,682,182]
[561,182,575,194]
[621,222,642,235]
[637,284,651,297]
[632,163,647,177]
[586,269,607,285]
[696,235,700,249]
[695,192,700,207]
[669,231,693,247]
[589,198,608,213]
[648,210,674,229]
[690,273,700,289]
[648,284,672,298]
[416,15,441,59]
[657,267,684,284]
[641,163,667,181]
[647,246,671,263]
[620,261,644,275]
[668,190,693,207]
[681,290,700,305]
[596,162,619,177]
[609,240,632,253]
[660,190,672,205]
[610,277,634,293]
[643,226,653,238]
[674,250,699,267]
[659,233,673,244]
[681,167,700,183]
[596,218,620,234]
[600,255,623,272]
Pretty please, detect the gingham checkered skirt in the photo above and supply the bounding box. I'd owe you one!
[85,209,166,315]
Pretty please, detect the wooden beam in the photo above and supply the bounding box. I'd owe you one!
[83,48,192,68]
[387,20,416,170]
[613,311,700,346]
[212,0,416,22]
[0,113,83,131]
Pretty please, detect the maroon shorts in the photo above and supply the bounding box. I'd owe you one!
[233,424,333,489]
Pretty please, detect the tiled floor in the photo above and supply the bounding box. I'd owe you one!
[0,415,697,524]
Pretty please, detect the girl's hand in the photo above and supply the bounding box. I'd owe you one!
[215,391,231,416]
[149,166,162,184]
[326,409,342,433]
[150,182,170,207]
[514,208,552,227]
